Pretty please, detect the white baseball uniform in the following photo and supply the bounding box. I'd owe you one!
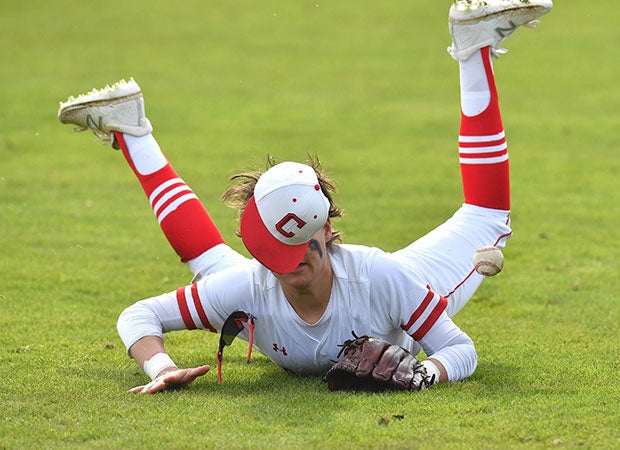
[117,203,511,379]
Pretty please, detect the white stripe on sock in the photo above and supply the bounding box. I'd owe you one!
[459,154,509,165]
[149,178,184,207]
[458,131,505,143]
[157,193,199,223]
[153,185,194,217]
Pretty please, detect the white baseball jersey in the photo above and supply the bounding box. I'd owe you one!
[118,203,512,379]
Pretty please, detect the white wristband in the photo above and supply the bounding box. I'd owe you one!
[143,352,176,380]
[421,360,441,385]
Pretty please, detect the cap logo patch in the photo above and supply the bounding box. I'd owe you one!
[275,213,307,238]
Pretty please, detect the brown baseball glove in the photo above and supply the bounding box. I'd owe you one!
[324,334,435,392]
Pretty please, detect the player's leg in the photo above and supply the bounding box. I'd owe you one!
[453,0,552,209]
[112,131,224,262]
[58,79,237,275]
[394,0,552,316]
[114,131,248,278]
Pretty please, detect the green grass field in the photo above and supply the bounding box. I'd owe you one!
[1,1,618,448]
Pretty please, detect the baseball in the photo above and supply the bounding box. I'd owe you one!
[473,245,504,276]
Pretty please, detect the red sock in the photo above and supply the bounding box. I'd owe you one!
[459,47,510,211]
[114,132,224,261]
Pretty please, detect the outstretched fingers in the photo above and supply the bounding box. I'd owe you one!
[129,365,211,394]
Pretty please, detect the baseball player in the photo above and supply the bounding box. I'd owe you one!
[58,0,553,393]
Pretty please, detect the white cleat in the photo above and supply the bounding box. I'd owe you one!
[58,78,152,148]
[448,0,553,61]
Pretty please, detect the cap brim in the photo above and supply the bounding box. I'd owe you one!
[240,196,309,274]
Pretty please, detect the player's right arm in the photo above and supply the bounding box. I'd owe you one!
[116,293,212,393]
[116,264,255,393]
[124,335,210,394]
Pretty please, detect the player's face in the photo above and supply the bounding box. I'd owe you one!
[273,221,333,290]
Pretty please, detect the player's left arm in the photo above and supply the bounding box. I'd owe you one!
[399,283,477,383]
[371,257,477,383]
[416,312,478,383]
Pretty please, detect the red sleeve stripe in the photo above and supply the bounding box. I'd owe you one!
[402,289,434,331]
[176,287,197,330]
[412,295,447,341]
[190,283,217,333]
[401,288,448,341]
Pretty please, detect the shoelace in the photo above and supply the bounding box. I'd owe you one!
[216,311,256,384]
[73,125,114,146]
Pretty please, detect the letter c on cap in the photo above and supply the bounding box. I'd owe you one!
[275,213,306,238]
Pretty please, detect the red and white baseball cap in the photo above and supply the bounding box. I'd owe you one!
[240,162,330,273]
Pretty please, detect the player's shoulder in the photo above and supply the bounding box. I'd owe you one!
[334,244,425,288]
[329,243,387,281]
[330,243,383,265]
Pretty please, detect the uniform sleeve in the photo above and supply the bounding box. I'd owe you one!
[117,291,180,354]
[369,254,477,381]
[417,312,477,381]
[117,263,255,355]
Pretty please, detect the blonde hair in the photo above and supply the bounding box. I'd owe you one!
[221,154,343,246]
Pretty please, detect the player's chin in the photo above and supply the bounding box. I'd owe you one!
[276,263,313,284]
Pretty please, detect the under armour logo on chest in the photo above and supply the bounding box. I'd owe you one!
[273,343,288,356]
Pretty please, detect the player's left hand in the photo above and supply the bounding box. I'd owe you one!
[325,335,435,392]
[129,365,211,394]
